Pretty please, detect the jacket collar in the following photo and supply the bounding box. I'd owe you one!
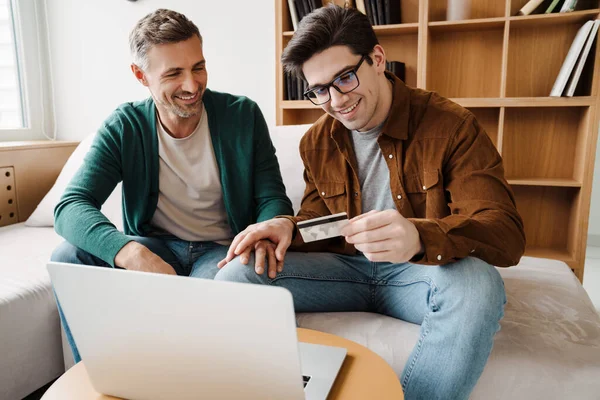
[330,73,410,142]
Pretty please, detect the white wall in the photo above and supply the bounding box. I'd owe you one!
[45,0,275,141]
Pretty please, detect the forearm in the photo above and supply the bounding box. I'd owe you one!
[55,198,130,267]
[410,208,525,267]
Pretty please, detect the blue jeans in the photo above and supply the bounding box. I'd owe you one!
[215,253,506,400]
[51,236,230,364]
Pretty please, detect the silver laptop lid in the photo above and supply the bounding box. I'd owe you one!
[48,262,305,400]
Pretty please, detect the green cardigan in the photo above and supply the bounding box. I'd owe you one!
[54,89,293,266]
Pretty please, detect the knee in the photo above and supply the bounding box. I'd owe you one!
[214,255,268,285]
[439,258,506,320]
[51,241,82,264]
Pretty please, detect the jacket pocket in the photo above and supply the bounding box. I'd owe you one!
[314,181,346,213]
[404,170,441,217]
[404,170,440,193]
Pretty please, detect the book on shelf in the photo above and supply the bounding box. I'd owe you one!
[288,0,299,30]
[559,0,579,13]
[545,0,564,13]
[376,0,385,26]
[296,76,305,102]
[517,0,545,16]
[367,0,379,25]
[355,0,367,14]
[283,73,292,100]
[286,0,401,32]
[302,0,312,17]
[550,20,595,97]
[363,0,400,25]
[565,20,600,96]
[386,61,406,82]
[384,0,401,24]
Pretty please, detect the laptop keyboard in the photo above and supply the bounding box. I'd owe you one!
[303,375,311,388]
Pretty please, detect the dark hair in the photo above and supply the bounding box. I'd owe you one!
[281,5,378,79]
[130,9,202,71]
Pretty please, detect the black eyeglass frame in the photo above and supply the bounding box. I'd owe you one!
[303,55,367,106]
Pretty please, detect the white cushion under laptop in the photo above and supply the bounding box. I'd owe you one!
[47,262,347,400]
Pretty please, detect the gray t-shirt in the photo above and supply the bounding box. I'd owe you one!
[350,122,396,213]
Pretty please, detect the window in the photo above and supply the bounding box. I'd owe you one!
[0,0,54,140]
[0,0,24,129]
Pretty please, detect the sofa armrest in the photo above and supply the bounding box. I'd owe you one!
[0,141,78,226]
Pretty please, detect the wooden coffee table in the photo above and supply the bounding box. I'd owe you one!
[42,328,403,399]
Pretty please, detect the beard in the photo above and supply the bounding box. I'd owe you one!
[169,96,203,118]
[155,90,203,119]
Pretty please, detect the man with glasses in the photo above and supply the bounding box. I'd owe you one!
[216,5,524,400]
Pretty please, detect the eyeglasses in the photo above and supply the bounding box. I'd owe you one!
[303,55,367,106]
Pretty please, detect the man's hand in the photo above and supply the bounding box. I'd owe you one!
[242,239,281,279]
[341,210,424,263]
[217,218,295,277]
[114,241,177,275]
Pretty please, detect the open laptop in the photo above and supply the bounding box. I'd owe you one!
[47,262,347,400]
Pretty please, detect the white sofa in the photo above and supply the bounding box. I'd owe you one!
[1,124,600,400]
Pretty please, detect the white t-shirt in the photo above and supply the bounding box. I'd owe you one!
[151,104,233,244]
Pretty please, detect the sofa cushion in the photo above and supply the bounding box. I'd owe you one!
[24,133,122,230]
[269,124,312,214]
[0,223,65,399]
[298,256,600,399]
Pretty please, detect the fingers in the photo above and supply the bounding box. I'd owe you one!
[341,210,379,236]
[235,230,265,255]
[275,237,291,262]
[254,242,266,275]
[346,224,391,244]
[240,247,252,264]
[348,209,378,223]
[354,239,391,254]
[267,244,278,279]
[219,230,249,268]
[342,210,391,237]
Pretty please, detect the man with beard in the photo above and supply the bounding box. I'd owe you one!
[51,9,292,362]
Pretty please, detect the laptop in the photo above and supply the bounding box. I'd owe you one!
[47,262,346,400]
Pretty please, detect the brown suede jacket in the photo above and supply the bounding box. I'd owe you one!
[283,75,526,267]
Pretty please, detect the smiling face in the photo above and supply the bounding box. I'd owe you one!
[302,45,389,132]
[132,35,207,122]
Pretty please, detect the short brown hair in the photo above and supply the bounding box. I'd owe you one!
[129,9,201,71]
[281,5,378,79]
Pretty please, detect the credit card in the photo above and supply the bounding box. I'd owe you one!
[297,212,349,243]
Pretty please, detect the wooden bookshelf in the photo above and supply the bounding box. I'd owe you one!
[274,0,600,282]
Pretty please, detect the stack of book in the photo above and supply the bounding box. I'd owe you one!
[517,0,579,16]
[356,0,401,25]
[287,0,323,30]
[288,0,401,30]
[385,61,405,82]
[550,19,600,97]
[284,72,308,101]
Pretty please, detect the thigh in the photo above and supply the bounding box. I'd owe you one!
[51,236,185,275]
[375,257,505,325]
[51,241,112,267]
[216,251,374,313]
[189,244,229,279]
